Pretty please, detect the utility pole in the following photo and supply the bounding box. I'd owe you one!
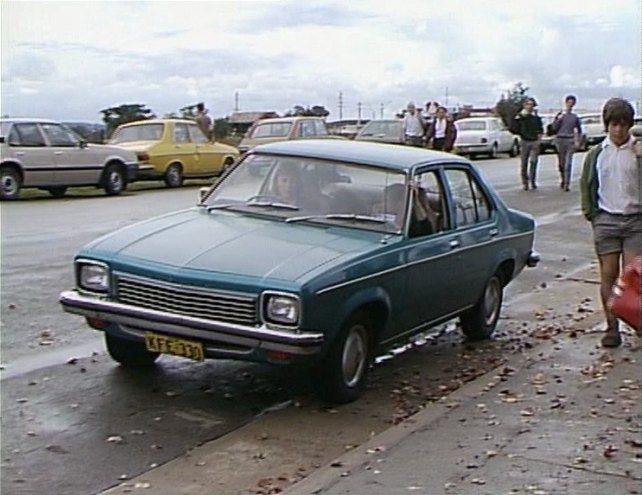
[445,87,449,108]
[380,103,384,119]
[357,102,362,124]
[234,91,240,112]
[338,92,344,121]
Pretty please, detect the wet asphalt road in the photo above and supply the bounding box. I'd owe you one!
[0,152,598,494]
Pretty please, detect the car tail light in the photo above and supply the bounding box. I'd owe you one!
[137,152,150,162]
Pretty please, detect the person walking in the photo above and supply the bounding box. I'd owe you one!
[580,97,641,348]
[402,102,426,147]
[427,106,457,152]
[510,98,543,190]
[552,95,583,191]
[195,102,212,139]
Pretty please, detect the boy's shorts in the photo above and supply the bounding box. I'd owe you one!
[593,211,642,256]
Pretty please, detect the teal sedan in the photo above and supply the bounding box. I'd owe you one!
[60,140,538,403]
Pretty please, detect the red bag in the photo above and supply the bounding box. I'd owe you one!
[608,256,641,335]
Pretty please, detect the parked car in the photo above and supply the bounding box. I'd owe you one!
[538,113,557,153]
[454,117,520,159]
[238,116,340,154]
[578,113,606,150]
[632,116,642,138]
[0,118,139,200]
[354,119,404,144]
[109,119,239,187]
[59,140,539,403]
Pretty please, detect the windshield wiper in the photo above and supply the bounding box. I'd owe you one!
[205,203,237,212]
[246,200,299,211]
[286,213,386,224]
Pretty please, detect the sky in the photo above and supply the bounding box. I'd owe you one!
[1,0,640,123]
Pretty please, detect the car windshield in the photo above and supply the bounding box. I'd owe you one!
[457,121,487,131]
[0,122,10,138]
[204,154,408,233]
[360,121,402,135]
[250,122,292,138]
[110,123,164,143]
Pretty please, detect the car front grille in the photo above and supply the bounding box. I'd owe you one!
[115,274,258,326]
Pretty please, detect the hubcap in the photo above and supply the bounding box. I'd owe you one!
[483,278,501,326]
[2,176,16,194]
[109,172,122,190]
[341,325,367,388]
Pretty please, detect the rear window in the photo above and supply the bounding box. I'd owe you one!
[250,122,292,138]
[457,121,487,131]
[110,123,164,143]
[361,121,402,134]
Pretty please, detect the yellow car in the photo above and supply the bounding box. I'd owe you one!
[109,119,239,187]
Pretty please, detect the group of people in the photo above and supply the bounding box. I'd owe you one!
[402,101,458,152]
[509,95,583,191]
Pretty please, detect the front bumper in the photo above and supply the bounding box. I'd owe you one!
[59,290,324,358]
[455,144,490,154]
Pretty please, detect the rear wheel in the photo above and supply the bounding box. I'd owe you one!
[103,164,125,195]
[164,163,183,187]
[0,167,22,200]
[105,333,159,367]
[460,274,503,340]
[315,311,372,404]
[47,186,68,198]
[488,143,498,159]
[509,140,519,157]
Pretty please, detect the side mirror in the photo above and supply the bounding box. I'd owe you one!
[0,136,5,144]
[79,139,88,149]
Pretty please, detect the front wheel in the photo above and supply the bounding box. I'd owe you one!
[164,163,183,188]
[315,311,372,404]
[460,274,503,340]
[103,164,125,195]
[509,141,519,157]
[0,167,22,200]
[105,333,159,367]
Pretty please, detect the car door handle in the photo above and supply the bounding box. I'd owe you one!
[449,239,460,249]
[489,228,499,237]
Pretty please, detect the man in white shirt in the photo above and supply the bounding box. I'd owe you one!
[580,97,641,347]
[402,102,426,147]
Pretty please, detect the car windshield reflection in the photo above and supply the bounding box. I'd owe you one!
[204,154,408,233]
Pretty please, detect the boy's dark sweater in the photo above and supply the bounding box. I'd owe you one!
[511,113,543,141]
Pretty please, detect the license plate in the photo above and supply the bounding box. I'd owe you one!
[144,332,205,361]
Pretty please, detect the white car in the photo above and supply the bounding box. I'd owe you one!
[454,117,520,159]
[0,118,139,200]
[578,113,606,150]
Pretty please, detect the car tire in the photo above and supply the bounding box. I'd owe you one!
[47,186,68,198]
[105,333,159,367]
[0,167,22,200]
[164,163,183,188]
[221,158,235,175]
[316,311,372,404]
[459,274,503,340]
[489,143,498,159]
[103,164,125,196]
[509,141,519,157]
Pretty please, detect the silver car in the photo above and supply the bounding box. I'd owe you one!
[454,117,520,159]
[0,118,139,200]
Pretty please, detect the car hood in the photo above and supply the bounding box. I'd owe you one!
[83,208,387,284]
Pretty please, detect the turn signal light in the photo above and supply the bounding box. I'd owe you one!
[266,350,292,362]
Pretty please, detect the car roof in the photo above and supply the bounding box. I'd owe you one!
[254,116,325,124]
[361,119,402,125]
[118,118,195,127]
[250,139,468,171]
[0,117,60,124]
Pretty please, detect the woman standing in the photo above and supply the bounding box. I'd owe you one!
[580,97,641,347]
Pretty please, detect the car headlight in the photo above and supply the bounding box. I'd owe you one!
[77,260,110,293]
[262,292,300,326]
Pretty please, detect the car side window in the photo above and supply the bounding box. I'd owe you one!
[444,169,492,228]
[41,123,78,147]
[411,170,450,237]
[10,125,45,147]
[174,123,190,144]
[300,120,316,137]
[188,124,209,144]
[314,120,328,136]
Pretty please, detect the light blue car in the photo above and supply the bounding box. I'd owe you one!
[60,140,539,403]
